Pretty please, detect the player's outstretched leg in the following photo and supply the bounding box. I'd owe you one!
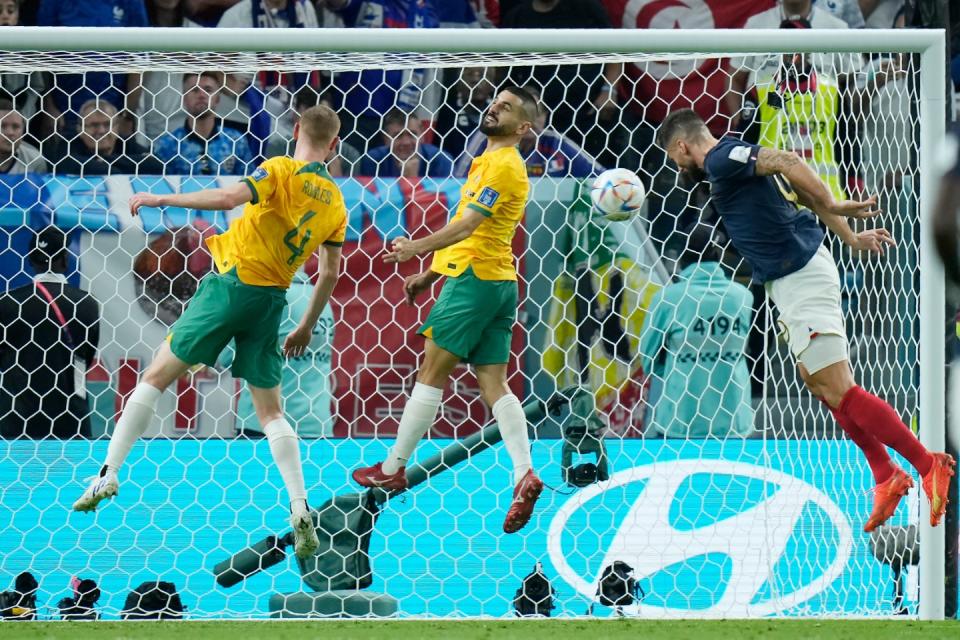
[73,343,187,513]
[819,396,912,532]
[838,386,955,527]
[804,360,955,528]
[477,366,542,534]
[352,383,442,491]
[353,340,455,492]
[249,385,318,559]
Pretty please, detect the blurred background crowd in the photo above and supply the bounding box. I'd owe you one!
[0,0,952,439]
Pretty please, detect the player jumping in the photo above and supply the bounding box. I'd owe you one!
[657,109,954,532]
[72,105,347,559]
[351,86,543,534]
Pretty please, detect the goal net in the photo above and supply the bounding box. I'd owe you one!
[0,26,946,619]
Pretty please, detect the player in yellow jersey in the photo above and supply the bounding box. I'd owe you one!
[73,105,347,559]
[352,87,544,533]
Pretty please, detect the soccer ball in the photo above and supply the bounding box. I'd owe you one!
[590,168,646,222]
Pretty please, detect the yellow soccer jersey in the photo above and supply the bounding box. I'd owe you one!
[431,146,529,281]
[206,156,348,288]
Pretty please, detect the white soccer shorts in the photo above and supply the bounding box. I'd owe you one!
[765,245,849,374]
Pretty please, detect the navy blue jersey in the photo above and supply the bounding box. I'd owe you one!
[704,137,825,283]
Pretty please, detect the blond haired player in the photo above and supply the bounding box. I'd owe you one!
[73,105,346,559]
[352,86,544,534]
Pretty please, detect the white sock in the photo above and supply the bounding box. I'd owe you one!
[493,394,533,485]
[264,418,308,513]
[104,383,162,474]
[382,383,443,475]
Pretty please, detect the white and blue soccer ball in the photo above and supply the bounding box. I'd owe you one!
[590,168,646,222]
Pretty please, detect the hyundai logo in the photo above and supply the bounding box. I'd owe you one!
[547,460,853,617]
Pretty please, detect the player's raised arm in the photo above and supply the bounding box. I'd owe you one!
[755,147,880,219]
[383,208,486,264]
[129,181,253,217]
[754,147,893,254]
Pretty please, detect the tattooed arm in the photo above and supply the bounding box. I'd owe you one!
[754,147,893,253]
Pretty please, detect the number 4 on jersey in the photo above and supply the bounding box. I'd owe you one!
[284,210,317,265]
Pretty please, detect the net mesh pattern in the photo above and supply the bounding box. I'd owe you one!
[0,45,928,619]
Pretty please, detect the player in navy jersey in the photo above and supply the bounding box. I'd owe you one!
[657,109,954,532]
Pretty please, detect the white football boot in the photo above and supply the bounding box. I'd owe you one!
[72,470,119,513]
[290,509,319,559]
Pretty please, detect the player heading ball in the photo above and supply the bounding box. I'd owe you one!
[657,109,954,533]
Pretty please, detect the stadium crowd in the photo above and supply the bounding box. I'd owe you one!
[0,0,947,439]
[0,1,927,186]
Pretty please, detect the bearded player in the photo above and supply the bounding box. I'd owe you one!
[657,109,954,532]
[352,87,543,534]
[72,105,347,559]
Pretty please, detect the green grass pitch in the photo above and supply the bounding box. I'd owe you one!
[3,620,958,640]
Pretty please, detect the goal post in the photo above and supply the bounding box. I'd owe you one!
[917,29,947,622]
[0,25,949,619]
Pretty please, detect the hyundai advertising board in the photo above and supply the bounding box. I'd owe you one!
[0,438,911,618]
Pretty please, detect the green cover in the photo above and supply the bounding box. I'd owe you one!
[298,490,380,592]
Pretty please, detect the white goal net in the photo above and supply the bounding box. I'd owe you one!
[0,27,947,619]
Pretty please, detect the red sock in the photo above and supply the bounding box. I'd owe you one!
[826,403,895,484]
[839,386,934,477]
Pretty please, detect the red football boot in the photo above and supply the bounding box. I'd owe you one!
[352,462,408,492]
[864,466,913,533]
[922,453,956,527]
[503,470,544,534]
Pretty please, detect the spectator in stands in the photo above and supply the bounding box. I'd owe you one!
[0,100,48,174]
[501,0,620,142]
[55,100,159,175]
[456,87,603,178]
[860,6,909,195]
[0,0,43,117]
[319,0,440,151]
[216,0,321,160]
[0,227,100,439]
[727,0,862,129]
[154,71,253,176]
[857,5,913,344]
[814,0,866,27]
[38,0,148,137]
[361,109,453,178]
[433,67,495,165]
[138,1,184,143]
[639,223,754,439]
[0,0,18,24]
[728,3,862,198]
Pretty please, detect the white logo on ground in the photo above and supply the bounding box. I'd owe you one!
[547,460,853,618]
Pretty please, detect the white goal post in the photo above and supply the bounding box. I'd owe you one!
[0,26,948,620]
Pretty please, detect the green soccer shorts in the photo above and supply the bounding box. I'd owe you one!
[418,266,518,365]
[168,269,287,388]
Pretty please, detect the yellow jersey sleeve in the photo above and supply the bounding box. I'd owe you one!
[241,156,291,205]
[324,201,348,248]
[463,161,525,219]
